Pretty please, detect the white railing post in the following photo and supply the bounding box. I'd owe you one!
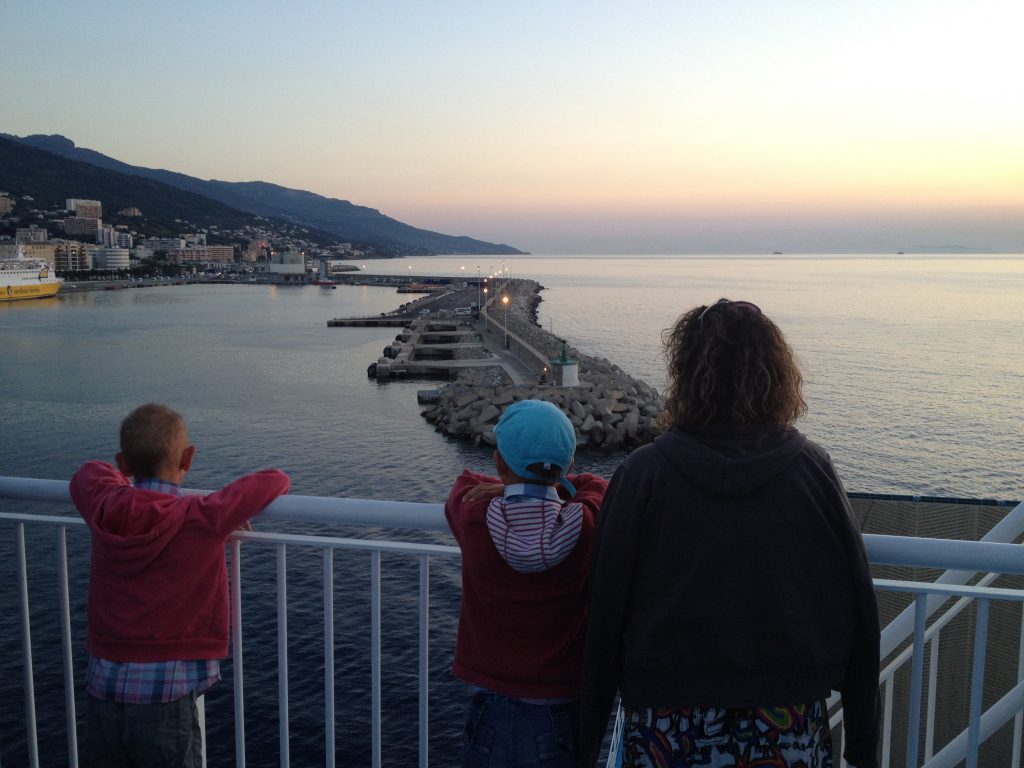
[906,593,928,768]
[966,600,990,768]
[324,548,336,768]
[881,676,894,768]
[276,543,290,768]
[419,554,429,768]
[1013,605,1024,766]
[17,522,39,768]
[925,632,939,761]
[230,539,246,768]
[56,526,79,768]
[371,550,382,768]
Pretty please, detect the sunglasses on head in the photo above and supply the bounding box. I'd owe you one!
[697,299,762,328]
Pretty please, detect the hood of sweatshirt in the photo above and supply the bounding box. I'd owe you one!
[486,491,584,574]
[653,425,808,497]
[75,466,193,577]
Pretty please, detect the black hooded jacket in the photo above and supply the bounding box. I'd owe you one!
[579,426,880,768]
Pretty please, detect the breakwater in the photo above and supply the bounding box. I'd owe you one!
[418,279,666,452]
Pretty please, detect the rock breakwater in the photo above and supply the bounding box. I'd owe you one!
[420,280,666,452]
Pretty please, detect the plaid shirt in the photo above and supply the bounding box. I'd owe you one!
[84,477,221,703]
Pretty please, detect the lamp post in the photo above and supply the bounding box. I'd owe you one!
[482,285,488,329]
[501,294,510,349]
[476,266,480,312]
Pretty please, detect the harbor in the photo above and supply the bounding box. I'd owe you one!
[2,256,1023,766]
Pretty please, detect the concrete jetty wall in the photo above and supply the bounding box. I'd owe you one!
[421,279,666,452]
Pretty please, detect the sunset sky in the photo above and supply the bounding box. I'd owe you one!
[4,0,1022,254]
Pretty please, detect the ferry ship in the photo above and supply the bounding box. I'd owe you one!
[0,245,62,301]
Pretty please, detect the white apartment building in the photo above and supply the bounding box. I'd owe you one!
[98,226,135,249]
[91,247,130,271]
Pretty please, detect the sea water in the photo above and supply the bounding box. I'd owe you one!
[1,255,1022,765]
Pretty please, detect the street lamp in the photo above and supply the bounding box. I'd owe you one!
[501,294,510,349]
[476,265,480,312]
[482,286,488,329]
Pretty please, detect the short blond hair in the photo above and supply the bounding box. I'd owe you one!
[119,403,186,479]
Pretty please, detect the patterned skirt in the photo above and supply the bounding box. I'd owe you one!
[622,700,832,768]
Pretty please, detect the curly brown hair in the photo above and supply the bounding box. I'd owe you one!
[663,299,807,428]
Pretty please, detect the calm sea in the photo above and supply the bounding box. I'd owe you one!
[1,255,1022,765]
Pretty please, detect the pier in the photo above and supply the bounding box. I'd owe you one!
[328,276,665,450]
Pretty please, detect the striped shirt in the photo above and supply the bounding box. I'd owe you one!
[486,483,584,573]
[84,477,221,704]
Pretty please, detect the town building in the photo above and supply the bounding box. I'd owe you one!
[16,226,48,243]
[243,238,271,262]
[143,237,185,253]
[169,245,236,262]
[0,196,14,215]
[267,250,308,283]
[65,199,103,218]
[54,240,92,272]
[91,247,131,271]
[63,217,101,238]
[98,226,134,249]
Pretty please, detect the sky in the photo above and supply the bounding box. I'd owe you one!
[3,0,1023,254]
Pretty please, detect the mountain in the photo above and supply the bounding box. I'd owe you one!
[0,135,323,242]
[5,134,525,256]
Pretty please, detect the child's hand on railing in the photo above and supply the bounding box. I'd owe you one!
[462,483,504,504]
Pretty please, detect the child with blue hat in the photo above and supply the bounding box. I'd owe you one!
[445,399,608,767]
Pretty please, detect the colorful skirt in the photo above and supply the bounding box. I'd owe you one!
[622,700,832,768]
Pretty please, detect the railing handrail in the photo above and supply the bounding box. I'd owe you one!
[0,475,450,532]
[3,476,1023,573]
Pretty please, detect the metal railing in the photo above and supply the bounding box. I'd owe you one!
[2,476,1024,768]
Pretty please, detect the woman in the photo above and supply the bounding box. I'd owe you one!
[579,299,880,768]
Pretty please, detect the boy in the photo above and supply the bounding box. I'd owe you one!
[445,399,608,768]
[70,403,290,767]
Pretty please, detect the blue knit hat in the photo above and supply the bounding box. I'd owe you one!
[494,400,577,495]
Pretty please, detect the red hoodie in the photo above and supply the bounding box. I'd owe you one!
[70,461,289,662]
[445,469,607,699]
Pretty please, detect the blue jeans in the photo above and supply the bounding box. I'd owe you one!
[462,691,579,768]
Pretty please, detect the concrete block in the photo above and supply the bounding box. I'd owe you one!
[478,404,500,424]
